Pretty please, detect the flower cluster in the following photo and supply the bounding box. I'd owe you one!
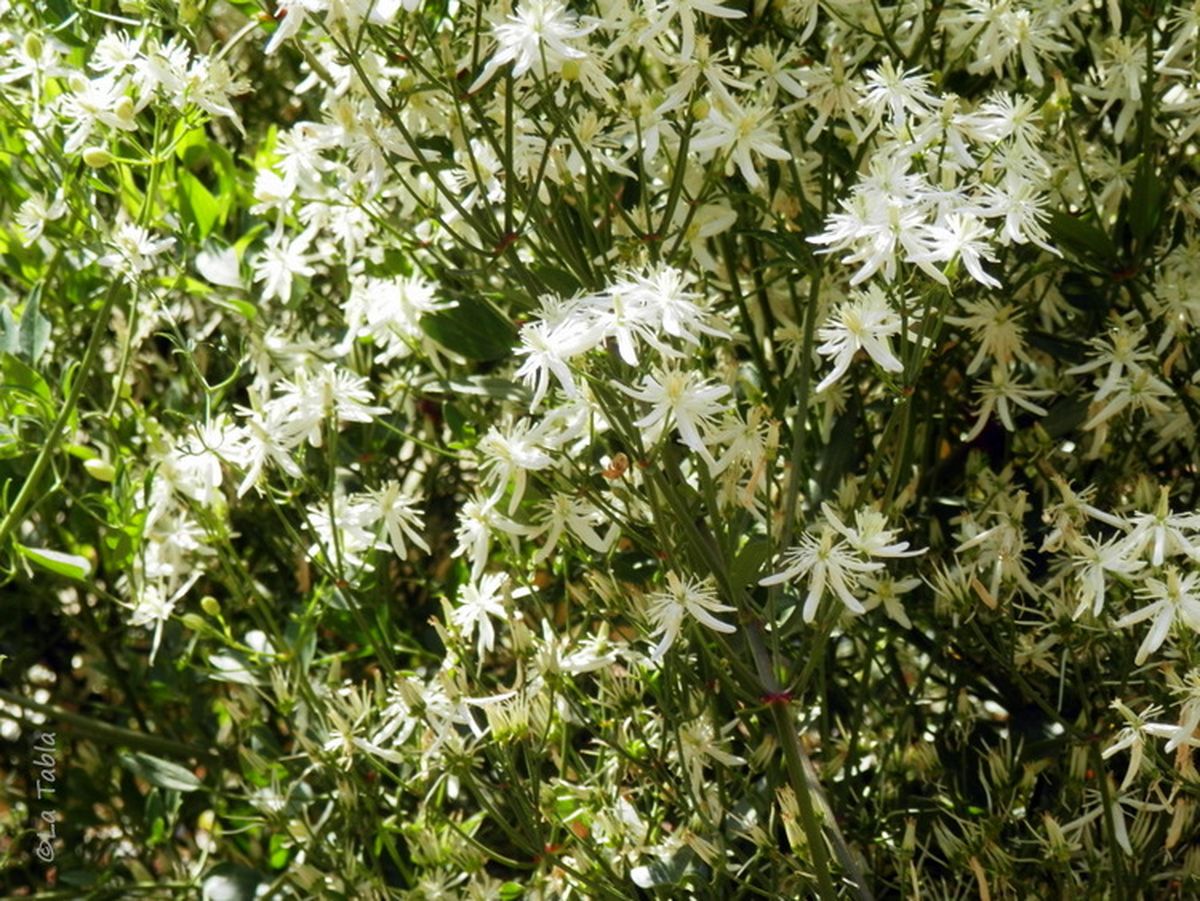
[7,0,1200,897]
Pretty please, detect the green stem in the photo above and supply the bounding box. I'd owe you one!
[0,688,218,764]
[0,282,121,552]
[746,621,871,901]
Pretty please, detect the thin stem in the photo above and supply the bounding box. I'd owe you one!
[0,688,219,764]
[0,281,121,552]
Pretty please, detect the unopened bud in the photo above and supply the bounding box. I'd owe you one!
[691,98,710,120]
[82,146,113,168]
[23,33,43,60]
[114,95,135,126]
[560,58,581,82]
[180,613,208,632]
[83,458,115,482]
[200,596,221,618]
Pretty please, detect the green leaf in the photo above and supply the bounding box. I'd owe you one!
[1128,156,1163,247]
[0,305,17,355]
[208,652,262,686]
[1043,210,1116,265]
[631,846,704,888]
[174,123,209,165]
[1,352,51,402]
[267,832,291,870]
[17,544,92,580]
[118,751,203,792]
[817,396,861,501]
[178,170,220,241]
[0,423,18,459]
[17,283,50,365]
[1041,396,1091,440]
[201,863,262,901]
[530,264,581,297]
[210,295,257,320]
[421,296,515,361]
[729,538,770,592]
[429,375,531,403]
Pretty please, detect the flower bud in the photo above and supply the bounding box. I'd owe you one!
[83,458,115,482]
[560,58,581,82]
[691,98,710,120]
[23,33,43,60]
[114,95,135,127]
[180,613,208,632]
[200,596,221,618]
[82,146,113,168]
[197,809,217,834]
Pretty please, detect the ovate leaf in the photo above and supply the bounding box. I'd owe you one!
[421,296,515,361]
[17,544,92,581]
[18,283,51,365]
[178,170,220,241]
[202,863,262,901]
[118,751,203,792]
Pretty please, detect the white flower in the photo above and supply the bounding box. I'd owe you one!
[1115,568,1200,665]
[1116,488,1200,567]
[1102,700,1164,790]
[59,74,139,153]
[477,420,554,512]
[470,0,594,90]
[946,298,1032,375]
[15,191,66,245]
[808,156,946,286]
[761,506,923,623]
[914,212,1002,289]
[264,0,329,55]
[514,318,589,410]
[618,265,728,349]
[366,481,429,557]
[825,504,924,560]
[452,494,531,581]
[619,366,730,468]
[677,714,745,796]
[129,572,202,662]
[1070,535,1145,619]
[97,222,175,280]
[646,572,737,661]
[528,493,617,563]
[1142,672,1200,754]
[859,58,941,131]
[253,231,315,303]
[341,274,454,365]
[642,0,744,60]
[452,573,510,657]
[306,493,382,572]
[272,364,388,448]
[760,528,881,622]
[975,171,1059,254]
[231,394,304,496]
[691,101,790,189]
[814,285,907,393]
[963,366,1050,441]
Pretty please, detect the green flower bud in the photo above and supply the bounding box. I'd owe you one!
[83,458,115,482]
[82,147,113,168]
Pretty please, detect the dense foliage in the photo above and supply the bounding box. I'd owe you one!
[3,0,1200,897]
